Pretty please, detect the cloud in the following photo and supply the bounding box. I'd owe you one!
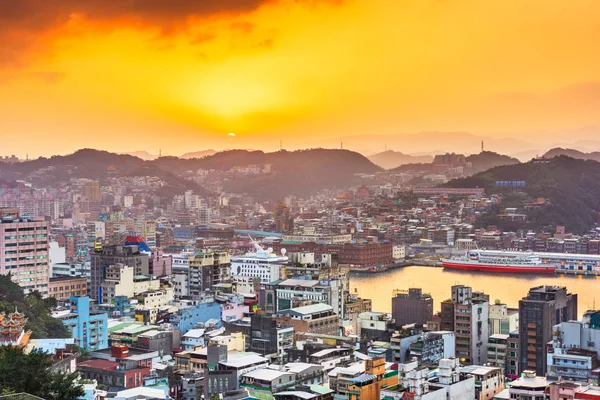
[0,0,270,65]
[230,21,256,34]
[190,32,217,45]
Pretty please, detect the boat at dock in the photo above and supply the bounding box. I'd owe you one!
[442,250,556,273]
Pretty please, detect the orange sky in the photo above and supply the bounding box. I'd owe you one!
[2,0,600,157]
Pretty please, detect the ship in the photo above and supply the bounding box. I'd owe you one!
[442,250,556,273]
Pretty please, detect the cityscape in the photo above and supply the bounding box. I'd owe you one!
[3,2,600,400]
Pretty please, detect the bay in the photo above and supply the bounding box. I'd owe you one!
[350,266,600,319]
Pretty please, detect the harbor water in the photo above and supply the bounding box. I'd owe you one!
[350,266,600,319]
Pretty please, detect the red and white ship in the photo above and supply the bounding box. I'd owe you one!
[442,250,556,274]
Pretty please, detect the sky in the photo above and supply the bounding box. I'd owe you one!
[2,0,600,157]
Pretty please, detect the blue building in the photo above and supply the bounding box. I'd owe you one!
[57,296,109,350]
[170,300,222,334]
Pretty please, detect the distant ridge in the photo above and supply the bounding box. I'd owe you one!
[123,150,158,160]
[543,147,600,162]
[368,150,433,169]
[465,151,520,173]
[0,148,380,200]
[180,149,217,159]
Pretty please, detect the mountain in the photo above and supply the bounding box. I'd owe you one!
[0,149,211,196]
[152,149,382,200]
[386,151,519,174]
[180,149,217,159]
[444,156,600,233]
[368,150,433,169]
[465,151,520,173]
[0,148,380,201]
[123,150,158,160]
[543,148,600,162]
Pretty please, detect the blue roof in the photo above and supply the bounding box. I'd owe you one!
[234,229,282,237]
[350,374,377,384]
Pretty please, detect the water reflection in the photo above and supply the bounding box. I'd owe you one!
[350,266,600,318]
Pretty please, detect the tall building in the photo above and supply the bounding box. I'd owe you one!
[55,296,109,350]
[440,285,489,365]
[0,208,50,296]
[274,201,292,233]
[391,288,433,328]
[81,181,101,202]
[89,244,149,303]
[188,251,231,297]
[518,285,577,376]
[489,301,519,335]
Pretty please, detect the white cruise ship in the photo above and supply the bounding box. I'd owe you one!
[231,237,288,286]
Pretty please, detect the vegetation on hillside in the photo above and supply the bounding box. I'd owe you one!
[0,275,69,339]
[543,147,600,162]
[444,156,600,233]
[0,346,84,400]
[465,151,520,173]
[0,148,381,201]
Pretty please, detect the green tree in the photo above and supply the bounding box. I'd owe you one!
[0,346,84,400]
[0,274,69,339]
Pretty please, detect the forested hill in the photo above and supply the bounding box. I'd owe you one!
[444,156,600,233]
[0,148,381,200]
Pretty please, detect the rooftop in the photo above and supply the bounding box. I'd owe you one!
[78,359,119,370]
[220,352,268,369]
[182,328,205,338]
[274,392,316,400]
[287,303,334,316]
[243,368,292,382]
[460,365,502,376]
[278,279,319,288]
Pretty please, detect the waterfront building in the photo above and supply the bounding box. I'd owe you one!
[391,288,433,328]
[0,208,50,296]
[440,285,489,365]
[489,301,519,335]
[518,285,577,375]
[231,239,288,285]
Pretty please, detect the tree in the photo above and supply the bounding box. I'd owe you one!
[0,346,84,400]
[0,274,69,339]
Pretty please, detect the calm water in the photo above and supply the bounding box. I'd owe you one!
[350,266,600,319]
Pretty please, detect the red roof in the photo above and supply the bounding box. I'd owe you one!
[78,359,119,370]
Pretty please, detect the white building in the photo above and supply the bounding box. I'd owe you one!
[181,328,205,351]
[488,302,519,335]
[506,370,547,400]
[460,365,505,400]
[231,239,288,285]
[265,278,345,318]
[393,245,406,261]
